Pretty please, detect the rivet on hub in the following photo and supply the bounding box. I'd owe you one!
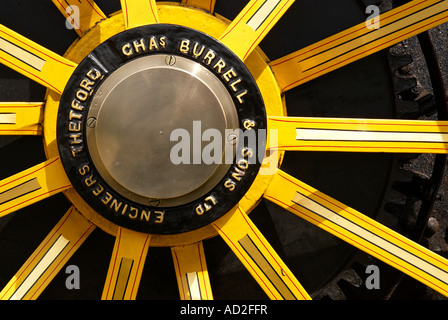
[165,55,176,66]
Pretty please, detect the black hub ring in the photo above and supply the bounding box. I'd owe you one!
[57,24,267,235]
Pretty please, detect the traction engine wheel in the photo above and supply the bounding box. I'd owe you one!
[0,0,447,300]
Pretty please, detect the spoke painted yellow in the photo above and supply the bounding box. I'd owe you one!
[102,227,150,300]
[270,0,448,92]
[171,242,213,300]
[219,0,295,61]
[0,207,95,300]
[0,157,71,219]
[0,25,77,94]
[120,0,159,29]
[213,207,310,300]
[0,102,43,135]
[51,0,106,36]
[267,116,448,154]
[264,169,448,297]
[181,0,216,13]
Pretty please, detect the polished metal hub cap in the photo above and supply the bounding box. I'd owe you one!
[86,55,238,206]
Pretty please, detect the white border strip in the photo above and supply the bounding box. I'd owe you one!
[0,38,46,71]
[247,0,281,31]
[296,128,448,143]
[186,271,202,300]
[9,235,69,300]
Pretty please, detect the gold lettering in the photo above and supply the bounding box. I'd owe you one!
[84,174,97,187]
[149,36,159,50]
[192,43,205,58]
[69,121,81,132]
[71,146,83,158]
[69,110,82,121]
[86,69,101,81]
[213,59,226,74]
[70,133,82,145]
[231,167,245,181]
[122,43,133,56]
[78,165,90,176]
[236,90,248,104]
[101,192,113,205]
[242,147,254,158]
[76,89,89,101]
[141,210,151,222]
[196,196,217,215]
[243,120,256,131]
[159,36,166,48]
[224,179,236,191]
[80,79,94,92]
[204,202,212,211]
[223,69,237,82]
[71,100,83,111]
[203,50,216,65]
[205,196,217,205]
[154,211,164,224]
[229,79,241,92]
[110,199,122,212]
[92,184,104,196]
[179,39,190,54]
[195,205,204,216]
[133,38,146,53]
[121,203,128,215]
[237,159,249,170]
[129,207,139,219]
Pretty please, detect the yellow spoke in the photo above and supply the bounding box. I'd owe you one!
[0,24,77,94]
[212,206,310,300]
[171,242,213,300]
[102,227,150,300]
[181,0,216,13]
[264,169,448,297]
[268,116,448,154]
[51,0,106,37]
[120,0,159,29]
[0,102,43,135]
[270,0,448,92]
[219,0,295,61]
[0,157,71,219]
[0,207,95,300]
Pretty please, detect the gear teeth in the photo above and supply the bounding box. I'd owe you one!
[387,51,423,118]
[314,266,363,300]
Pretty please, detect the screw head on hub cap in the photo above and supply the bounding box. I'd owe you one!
[57,24,267,235]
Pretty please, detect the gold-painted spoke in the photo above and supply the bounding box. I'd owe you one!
[0,207,95,300]
[268,116,448,154]
[181,0,216,13]
[270,0,448,92]
[102,227,150,300]
[0,24,77,94]
[120,0,159,29]
[264,169,448,297]
[212,207,311,300]
[171,242,213,300]
[0,157,71,219]
[219,0,295,61]
[52,0,106,37]
[0,102,43,135]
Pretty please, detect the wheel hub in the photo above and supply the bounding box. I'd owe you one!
[86,54,239,206]
[57,24,267,235]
